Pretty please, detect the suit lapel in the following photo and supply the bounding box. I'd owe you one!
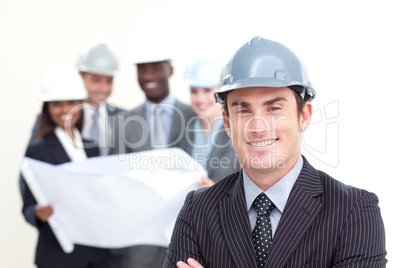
[46,134,96,163]
[219,173,258,268]
[265,157,324,267]
[83,138,99,157]
[136,104,152,151]
[169,100,181,144]
[45,134,71,164]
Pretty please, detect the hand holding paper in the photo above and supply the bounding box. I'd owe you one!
[35,204,53,222]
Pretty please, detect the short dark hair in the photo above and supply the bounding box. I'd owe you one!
[222,86,306,119]
[35,102,84,140]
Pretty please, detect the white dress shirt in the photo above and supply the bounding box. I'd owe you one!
[54,127,87,162]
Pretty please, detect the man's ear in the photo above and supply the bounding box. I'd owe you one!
[300,101,313,132]
[169,65,174,77]
[222,109,231,137]
[167,61,174,77]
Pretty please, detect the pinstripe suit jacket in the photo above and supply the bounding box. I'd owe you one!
[163,156,387,268]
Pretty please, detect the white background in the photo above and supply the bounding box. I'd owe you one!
[1,0,401,267]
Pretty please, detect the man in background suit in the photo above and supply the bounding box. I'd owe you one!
[110,36,194,268]
[77,41,126,156]
[163,36,387,268]
[77,41,127,268]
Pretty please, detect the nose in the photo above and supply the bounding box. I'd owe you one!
[99,82,109,93]
[61,102,71,114]
[140,65,156,81]
[194,92,205,103]
[247,115,270,134]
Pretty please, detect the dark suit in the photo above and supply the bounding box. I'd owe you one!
[20,134,111,268]
[110,100,195,155]
[163,156,387,268]
[110,99,195,268]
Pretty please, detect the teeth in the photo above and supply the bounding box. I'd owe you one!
[145,82,157,88]
[250,140,277,147]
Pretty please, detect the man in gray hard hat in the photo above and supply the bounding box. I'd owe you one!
[163,36,387,268]
[77,41,126,268]
[77,41,126,156]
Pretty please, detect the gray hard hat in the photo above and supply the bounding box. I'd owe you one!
[214,36,316,104]
[77,42,119,76]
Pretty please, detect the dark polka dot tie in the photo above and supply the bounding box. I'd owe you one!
[252,193,275,267]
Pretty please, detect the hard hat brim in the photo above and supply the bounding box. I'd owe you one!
[214,77,315,104]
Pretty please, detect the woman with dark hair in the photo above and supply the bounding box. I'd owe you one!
[19,65,110,268]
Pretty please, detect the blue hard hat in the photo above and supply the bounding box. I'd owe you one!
[183,56,222,88]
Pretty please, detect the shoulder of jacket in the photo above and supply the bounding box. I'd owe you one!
[106,103,127,115]
[192,171,241,201]
[318,170,377,208]
[25,135,56,159]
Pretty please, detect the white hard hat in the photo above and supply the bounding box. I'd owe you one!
[129,32,174,64]
[77,41,119,76]
[38,65,88,102]
[183,56,222,88]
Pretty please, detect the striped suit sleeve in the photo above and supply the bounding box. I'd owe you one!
[333,190,387,267]
[163,191,206,268]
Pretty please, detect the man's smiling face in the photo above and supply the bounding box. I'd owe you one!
[137,61,173,104]
[223,86,312,178]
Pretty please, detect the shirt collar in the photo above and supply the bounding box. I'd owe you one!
[145,94,176,119]
[145,93,175,108]
[243,155,303,213]
[54,126,87,162]
[83,102,107,118]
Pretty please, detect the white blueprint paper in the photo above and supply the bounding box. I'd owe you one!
[19,148,205,253]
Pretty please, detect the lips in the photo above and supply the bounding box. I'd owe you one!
[249,139,278,147]
[96,93,108,100]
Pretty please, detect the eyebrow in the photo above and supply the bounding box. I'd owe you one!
[230,97,287,108]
